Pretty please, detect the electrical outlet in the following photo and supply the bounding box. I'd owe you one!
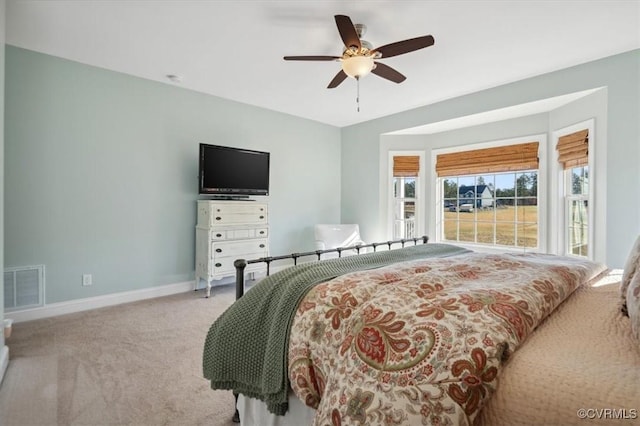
[82,274,93,286]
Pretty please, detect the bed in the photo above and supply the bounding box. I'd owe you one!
[203,237,640,425]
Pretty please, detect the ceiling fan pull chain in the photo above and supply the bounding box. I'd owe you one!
[356,76,360,112]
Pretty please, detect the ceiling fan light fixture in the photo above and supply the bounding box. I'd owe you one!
[283,14,435,89]
[341,55,374,78]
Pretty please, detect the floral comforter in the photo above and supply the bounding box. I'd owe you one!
[288,252,606,425]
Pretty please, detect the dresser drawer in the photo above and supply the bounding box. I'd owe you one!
[197,201,267,227]
[210,239,269,275]
[227,227,269,239]
[210,230,226,240]
[210,256,268,275]
[212,213,267,226]
[254,227,269,238]
[207,227,269,240]
[211,203,267,215]
[211,239,268,258]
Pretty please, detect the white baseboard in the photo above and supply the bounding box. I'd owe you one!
[0,345,8,386]
[6,263,293,324]
[7,280,198,323]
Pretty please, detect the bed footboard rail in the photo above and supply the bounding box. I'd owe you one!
[234,235,429,299]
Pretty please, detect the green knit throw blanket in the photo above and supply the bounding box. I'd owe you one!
[202,243,470,415]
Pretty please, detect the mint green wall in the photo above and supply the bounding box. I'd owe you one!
[0,0,5,348]
[342,49,639,268]
[4,46,638,308]
[5,46,341,304]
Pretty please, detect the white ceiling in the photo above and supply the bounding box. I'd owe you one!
[6,1,640,128]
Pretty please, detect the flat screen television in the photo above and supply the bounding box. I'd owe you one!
[198,143,270,197]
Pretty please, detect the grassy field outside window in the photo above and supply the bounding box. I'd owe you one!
[444,206,538,247]
[441,171,538,248]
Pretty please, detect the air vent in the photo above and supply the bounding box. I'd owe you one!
[4,265,45,311]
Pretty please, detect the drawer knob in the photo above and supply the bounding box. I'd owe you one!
[216,233,222,237]
[259,244,265,248]
[215,248,222,253]
[215,217,222,221]
[259,231,265,235]
[259,215,264,219]
[215,263,222,267]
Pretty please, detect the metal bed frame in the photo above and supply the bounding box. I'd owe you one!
[233,235,429,300]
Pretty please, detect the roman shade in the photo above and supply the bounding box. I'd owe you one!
[393,156,420,177]
[556,129,588,169]
[435,142,539,177]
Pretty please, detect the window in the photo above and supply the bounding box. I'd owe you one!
[436,140,540,249]
[442,172,538,248]
[393,177,417,239]
[556,127,590,258]
[391,155,420,239]
[566,166,589,256]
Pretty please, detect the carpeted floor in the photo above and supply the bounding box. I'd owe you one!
[0,284,240,426]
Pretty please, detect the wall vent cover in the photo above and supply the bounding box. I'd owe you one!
[4,265,45,311]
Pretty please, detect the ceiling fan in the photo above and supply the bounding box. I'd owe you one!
[284,14,435,89]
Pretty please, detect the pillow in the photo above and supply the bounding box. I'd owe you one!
[620,235,640,315]
[626,270,640,340]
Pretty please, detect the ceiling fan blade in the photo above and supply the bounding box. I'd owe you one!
[283,55,341,61]
[327,70,348,89]
[372,35,435,58]
[335,15,361,51]
[372,62,406,83]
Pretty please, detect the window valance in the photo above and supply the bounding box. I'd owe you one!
[556,129,588,169]
[435,141,539,177]
[393,155,420,177]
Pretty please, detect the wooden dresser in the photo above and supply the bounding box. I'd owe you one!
[195,200,269,297]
